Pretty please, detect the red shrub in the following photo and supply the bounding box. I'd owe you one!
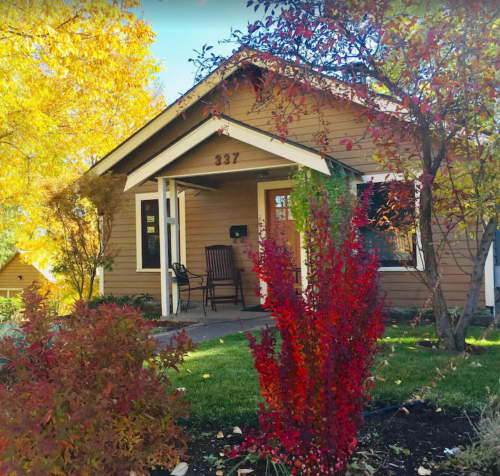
[0,287,194,476]
[247,189,386,475]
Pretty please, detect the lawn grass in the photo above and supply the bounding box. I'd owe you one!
[168,325,500,427]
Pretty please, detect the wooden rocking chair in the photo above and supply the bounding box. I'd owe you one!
[205,245,245,309]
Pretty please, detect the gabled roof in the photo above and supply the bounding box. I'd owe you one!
[91,57,242,176]
[0,250,55,283]
[125,114,361,191]
[91,49,402,178]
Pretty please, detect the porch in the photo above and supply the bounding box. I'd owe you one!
[113,115,361,318]
[152,167,302,318]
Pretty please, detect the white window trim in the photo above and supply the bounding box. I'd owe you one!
[359,173,424,272]
[135,191,186,273]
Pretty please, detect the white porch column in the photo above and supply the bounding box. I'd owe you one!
[158,177,171,318]
[300,234,308,291]
[169,179,180,314]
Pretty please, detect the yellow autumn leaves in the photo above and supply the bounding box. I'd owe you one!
[0,0,166,264]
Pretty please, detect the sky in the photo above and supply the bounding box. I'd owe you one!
[131,0,263,104]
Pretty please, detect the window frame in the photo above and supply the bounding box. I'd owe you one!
[358,174,424,272]
[135,191,186,273]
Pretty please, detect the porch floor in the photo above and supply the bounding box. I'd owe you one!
[166,302,268,323]
[155,303,274,345]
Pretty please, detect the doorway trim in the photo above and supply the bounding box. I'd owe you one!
[257,180,306,303]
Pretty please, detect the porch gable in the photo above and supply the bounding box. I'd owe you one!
[124,115,360,191]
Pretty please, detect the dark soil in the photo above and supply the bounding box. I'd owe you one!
[151,404,479,475]
[416,340,488,356]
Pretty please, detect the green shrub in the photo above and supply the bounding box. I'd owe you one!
[90,293,153,308]
[0,296,22,323]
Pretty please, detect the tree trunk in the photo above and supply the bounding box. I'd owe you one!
[454,216,498,351]
[419,178,456,350]
[87,269,96,302]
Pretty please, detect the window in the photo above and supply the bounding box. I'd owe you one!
[357,182,416,268]
[136,193,182,271]
[141,200,161,269]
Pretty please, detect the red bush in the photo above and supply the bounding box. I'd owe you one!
[0,287,194,475]
[247,189,386,475]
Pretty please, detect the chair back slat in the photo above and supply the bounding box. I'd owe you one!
[171,262,190,287]
[205,245,235,282]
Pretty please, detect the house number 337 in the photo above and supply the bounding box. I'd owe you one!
[215,152,239,166]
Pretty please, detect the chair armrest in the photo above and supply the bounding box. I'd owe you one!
[187,270,209,279]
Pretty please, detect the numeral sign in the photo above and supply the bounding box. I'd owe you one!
[215,152,239,166]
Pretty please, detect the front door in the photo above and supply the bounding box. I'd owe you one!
[266,188,301,267]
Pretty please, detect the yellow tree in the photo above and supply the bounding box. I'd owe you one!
[0,0,166,259]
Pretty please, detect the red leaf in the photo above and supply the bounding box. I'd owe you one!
[420,103,428,114]
[427,28,435,44]
[346,142,353,151]
[412,96,419,105]
[376,113,385,121]
[403,97,410,108]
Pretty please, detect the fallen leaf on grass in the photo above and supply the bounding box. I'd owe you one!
[392,325,398,328]
[418,466,431,475]
[435,408,442,413]
[216,471,224,476]
[395,380,402,385]
[237,470,254,475]
[217,431,224,439]
[376,376,386,382]
[233,426,242,434]
[407,346,417,350]
[220,339,224,344]
[171,462,189,476]
[203,374,210,379]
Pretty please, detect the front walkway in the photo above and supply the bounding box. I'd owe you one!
[154,304,274,345]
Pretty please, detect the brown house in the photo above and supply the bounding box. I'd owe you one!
[91,57,497,317]
[0,251,54,298]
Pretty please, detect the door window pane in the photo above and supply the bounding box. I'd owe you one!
[275,195,286,208]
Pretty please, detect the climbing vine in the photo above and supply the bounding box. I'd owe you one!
[289,167,355,239]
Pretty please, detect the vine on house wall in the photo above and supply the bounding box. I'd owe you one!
[289,167,355,239]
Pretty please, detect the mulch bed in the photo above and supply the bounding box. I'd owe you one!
[152,404,479,475]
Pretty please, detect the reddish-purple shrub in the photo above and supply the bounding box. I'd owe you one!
[0,287,194,475]
[247,189,386,475]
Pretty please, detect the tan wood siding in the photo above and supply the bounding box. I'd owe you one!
[183,181,260,305]
[105,175,484,309]
[105,79,486,311]
[104,179,261,306]
[104,180,162,300]
[156,134,292,178]
[0,253,44,292]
